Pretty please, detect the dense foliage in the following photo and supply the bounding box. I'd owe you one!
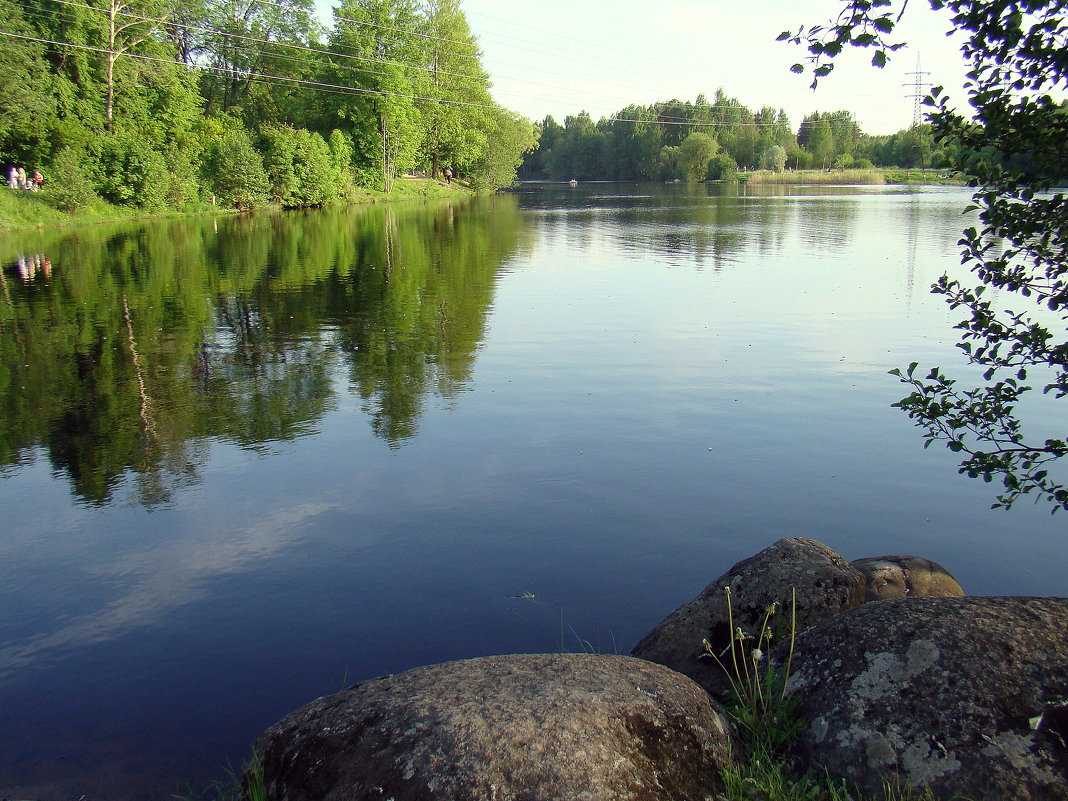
[785,0,1068,510]
[0,0,537,209]
[518,91,949,182]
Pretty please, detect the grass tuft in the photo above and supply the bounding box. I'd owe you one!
[703,587,801,754]
[173,752,265,801]
[706,586,944,801]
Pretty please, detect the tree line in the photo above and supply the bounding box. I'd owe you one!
[0,0,538,211]
[519,90,950,181]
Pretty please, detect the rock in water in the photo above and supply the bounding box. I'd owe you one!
[850,555,965,601]
[252,653,738,801]
[631,538,865,697]
[786,596,1068,801]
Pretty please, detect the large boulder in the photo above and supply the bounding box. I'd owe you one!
[850,555,965,601]
[631,538,866,697]
[252,653,738,801]
[785,597,1068,800]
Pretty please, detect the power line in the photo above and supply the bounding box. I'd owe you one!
[41,0,491,85]
[33,0,728,115]
[0,28,506,110]
[18,2,807,126]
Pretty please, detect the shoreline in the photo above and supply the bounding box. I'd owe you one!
[0,177,473,234]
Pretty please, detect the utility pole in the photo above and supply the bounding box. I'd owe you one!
[903,54,932,129]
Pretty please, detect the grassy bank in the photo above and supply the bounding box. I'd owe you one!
[741,168,887,185]
[0,177,470,232]
[739,167,966,186]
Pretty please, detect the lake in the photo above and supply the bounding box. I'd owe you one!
[1,182,1065,799]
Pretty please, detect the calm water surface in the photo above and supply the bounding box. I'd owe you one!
[1,183,1065,799]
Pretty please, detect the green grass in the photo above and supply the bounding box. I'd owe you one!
[706,586,942,801]
[0,178,472,232]
[720,746,942,801]
[882,168,967,185]
[0,187,226,232]
[741,168,888,185]
[740,168,967,187]
[173,753,265,801]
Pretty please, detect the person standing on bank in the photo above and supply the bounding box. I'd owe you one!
[7,166,17,189]
[443,167,452,184]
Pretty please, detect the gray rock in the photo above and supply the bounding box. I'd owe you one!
[631,537,866,697]
[851,555,965,601]
[785,597,1068,801]
[252,653,738,801]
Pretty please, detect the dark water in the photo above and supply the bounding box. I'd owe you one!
[1,183,1064,799]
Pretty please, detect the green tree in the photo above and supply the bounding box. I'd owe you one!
[786,0,1068,511]
[99,0,168,128]
[46,147,101,211]
[549,111,607,179]
[204,128,270,208]
[465,107,538,191]
[678,131,718,182]
[806,118,836,168]
[417,0,495,180]
[656,145,680,180]
[761,144,788,172]
[200,0,319,116]
[325,0,424,192]
[93,130,170,209]
[707,152,739,181]
[0,0,56,166]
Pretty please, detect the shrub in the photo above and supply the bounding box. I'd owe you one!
[707,152,739,181]
[92,131,170,210]
[46,147,99,212]
[203,130,270,210]
[258,126,342,207]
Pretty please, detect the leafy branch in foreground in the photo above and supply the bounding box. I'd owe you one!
[889,362,1068,510]
[785,0,1068,512]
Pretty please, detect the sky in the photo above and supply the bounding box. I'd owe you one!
[318,0,975,137]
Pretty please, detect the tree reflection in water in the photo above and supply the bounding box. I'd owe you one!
[0,196,528,506]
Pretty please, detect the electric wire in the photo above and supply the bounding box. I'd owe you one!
[5,2,905,130]
[26,0,711,113]
[0,29,509,109]
[16,0,813,124]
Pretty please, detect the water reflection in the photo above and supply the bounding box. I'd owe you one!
[0,197,529,506]
[516,182,879,269]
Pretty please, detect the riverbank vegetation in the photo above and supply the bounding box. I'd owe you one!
[0,173,467,230]
[518,94,952,183]
[742,168,887,184]
[0,0,537,218]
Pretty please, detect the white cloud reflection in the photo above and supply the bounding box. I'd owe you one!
[0,503,333,684]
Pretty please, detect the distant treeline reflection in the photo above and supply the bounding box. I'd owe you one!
[0,197,527,506]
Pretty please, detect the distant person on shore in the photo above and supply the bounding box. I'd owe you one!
[443,167,452,184]
[16,167,26,190]
[33,169,43,190]
[7,166,17,189]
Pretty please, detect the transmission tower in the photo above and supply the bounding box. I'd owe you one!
[904,54,932,128]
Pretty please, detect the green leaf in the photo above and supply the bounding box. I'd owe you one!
[871,50,887,68]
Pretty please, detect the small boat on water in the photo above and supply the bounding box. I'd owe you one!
[568,178,578,186]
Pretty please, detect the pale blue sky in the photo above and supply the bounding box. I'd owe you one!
[318,0,974,136]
